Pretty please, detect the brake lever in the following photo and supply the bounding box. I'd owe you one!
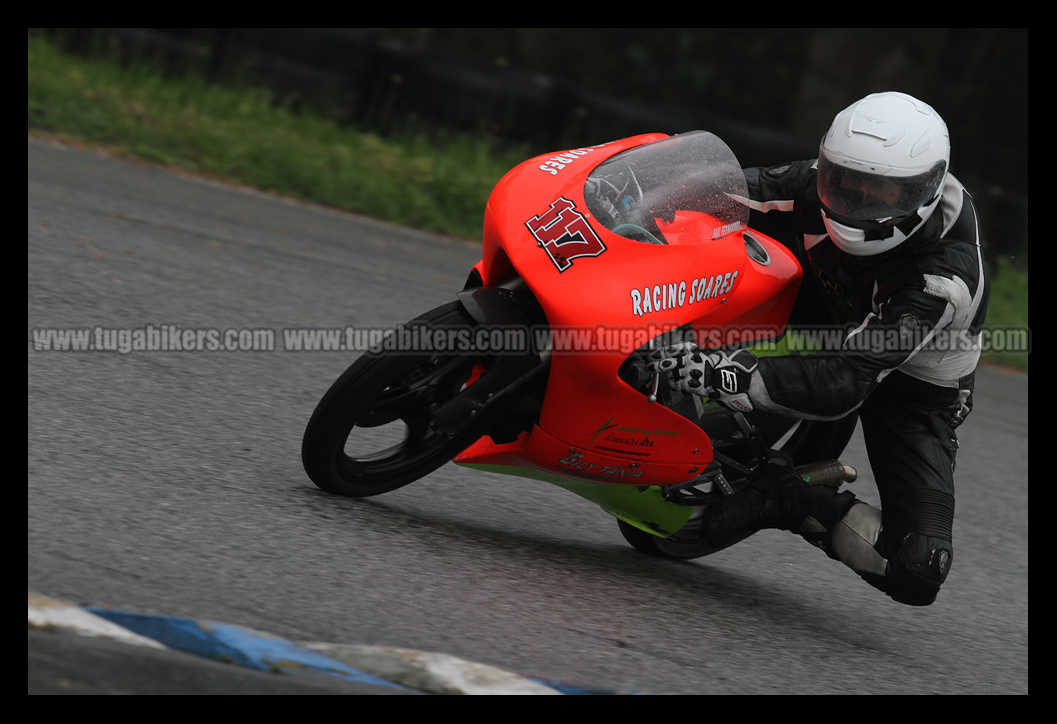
[647,371,660,403]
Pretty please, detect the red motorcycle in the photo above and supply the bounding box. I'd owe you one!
[301,131,857,559]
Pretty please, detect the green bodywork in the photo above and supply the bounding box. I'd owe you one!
[454,462,695,537]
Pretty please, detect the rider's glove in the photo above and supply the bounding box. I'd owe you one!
[647,344,758,413]
[706,349,759,413]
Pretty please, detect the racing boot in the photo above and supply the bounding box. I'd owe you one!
[701,463,858,557]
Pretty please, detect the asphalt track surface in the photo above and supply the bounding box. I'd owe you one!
[28,137,1028,695]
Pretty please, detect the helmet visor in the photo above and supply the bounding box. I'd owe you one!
[817,153,946,222]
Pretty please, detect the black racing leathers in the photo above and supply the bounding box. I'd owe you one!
[742,160,990,605]
[743,160,989,423]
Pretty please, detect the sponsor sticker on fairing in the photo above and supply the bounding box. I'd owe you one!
[629,271,739,316]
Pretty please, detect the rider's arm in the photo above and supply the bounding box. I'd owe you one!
[749,282,954,419]
[743,161,828,243]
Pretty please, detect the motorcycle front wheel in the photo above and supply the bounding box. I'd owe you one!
[301,301,496,498]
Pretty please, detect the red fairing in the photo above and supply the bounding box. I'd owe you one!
[456,133,801,484]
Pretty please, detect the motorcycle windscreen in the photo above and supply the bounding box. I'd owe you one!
[583,130,750,246]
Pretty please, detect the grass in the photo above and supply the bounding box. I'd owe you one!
[28,34,1026,370]
[981,259,1029,371]
[27,34,525,241]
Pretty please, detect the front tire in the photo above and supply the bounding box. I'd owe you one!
[301,302,496,498]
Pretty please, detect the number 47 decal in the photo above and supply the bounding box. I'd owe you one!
[526,197,607,272]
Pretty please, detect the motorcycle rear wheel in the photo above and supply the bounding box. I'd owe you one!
[617,514,754,560]
[301,301,497,498]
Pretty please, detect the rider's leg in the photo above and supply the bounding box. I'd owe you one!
[700,385,958,606]
[849,384,959,606]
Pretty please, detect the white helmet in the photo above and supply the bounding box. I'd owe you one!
[817,91,950,256]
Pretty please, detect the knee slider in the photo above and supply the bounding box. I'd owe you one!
[864,531,954,606]
[882,489,955,605]
[893,531,954,586]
